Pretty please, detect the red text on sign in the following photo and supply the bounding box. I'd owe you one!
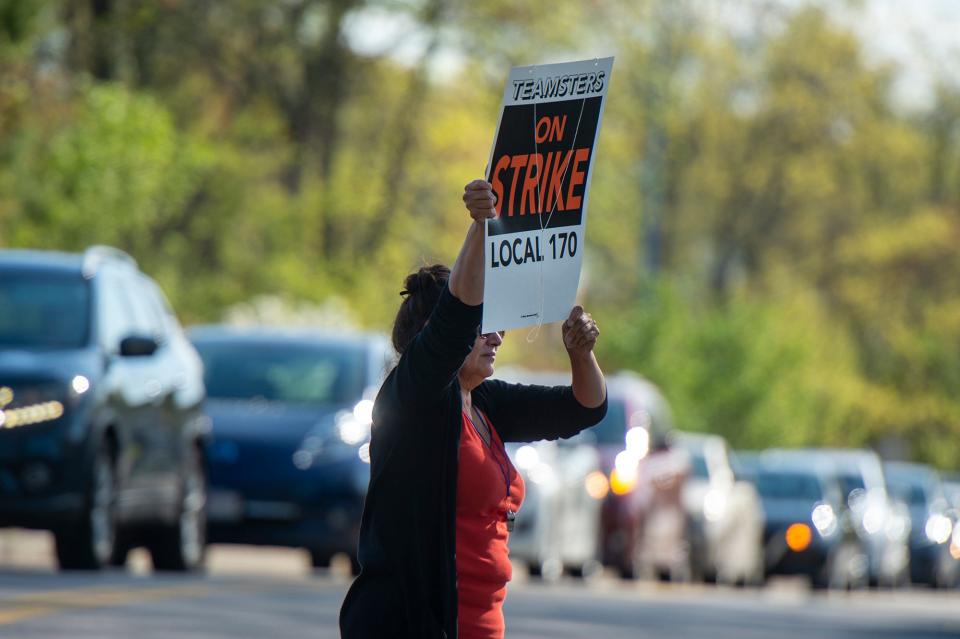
[490,147,590,217]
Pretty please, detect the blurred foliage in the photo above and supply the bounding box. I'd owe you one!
[1,0,958,467]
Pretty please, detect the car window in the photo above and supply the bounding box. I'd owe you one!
[95,267,139,350]
[887,478,928,507]
[690,452,709,479]
[135,276,174,342]
[588,398,627,445]
[755,471,824,500]
[148,279,182,336]
[838,473,866,502]
[194,340,367,405]
[119,274,165,340]
[0,270,91,349]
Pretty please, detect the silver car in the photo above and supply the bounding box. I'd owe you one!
[777,448,910,586]
[496,368,606,580]
[673,432,765,585]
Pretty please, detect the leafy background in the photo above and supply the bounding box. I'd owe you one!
[1,0,958,467]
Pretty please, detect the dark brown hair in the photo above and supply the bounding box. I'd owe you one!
[391,264,451,354]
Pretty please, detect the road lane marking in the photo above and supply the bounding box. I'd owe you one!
[0,584,211,626]
[0,605,58,625]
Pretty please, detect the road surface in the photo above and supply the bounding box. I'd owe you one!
[1,531,958,639]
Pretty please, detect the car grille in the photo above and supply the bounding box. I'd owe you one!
[0,381,64,407]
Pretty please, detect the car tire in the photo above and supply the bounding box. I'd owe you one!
[619,527,645,581]
[109,531,133,568]
[527,561,544,578]
[309,549,332,569]
[933,552,957,589]
[55,441,117,571]
[670,554,695,583]
[529,557,562,582]
[567,559,602,580]
[149,445,207,572]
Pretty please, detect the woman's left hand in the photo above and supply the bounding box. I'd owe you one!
[562,306,599,358]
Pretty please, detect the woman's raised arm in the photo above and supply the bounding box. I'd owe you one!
[562,305,606,408]
[448,180,497,306]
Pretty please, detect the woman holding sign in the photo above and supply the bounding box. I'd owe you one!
[339,180,607,639]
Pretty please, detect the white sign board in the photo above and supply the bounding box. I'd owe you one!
[482,57,614,333]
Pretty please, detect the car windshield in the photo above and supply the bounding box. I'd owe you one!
[194,340,367,405]
[838,473,866,500]
[0,271,90,349]
[756,471,824,500]
[887,478,928,507]
[589,398,627,444]
[690,452,709,479]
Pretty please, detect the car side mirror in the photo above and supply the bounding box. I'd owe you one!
[119,335,159,357]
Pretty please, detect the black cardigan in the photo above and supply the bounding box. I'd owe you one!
[339,286,607,638]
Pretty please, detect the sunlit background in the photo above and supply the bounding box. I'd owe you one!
[4,0,959,466]
[2,0,960,618]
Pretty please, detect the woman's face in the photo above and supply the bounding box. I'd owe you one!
[460,330,505,381]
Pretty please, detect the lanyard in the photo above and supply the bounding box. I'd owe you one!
[465,408,517,532]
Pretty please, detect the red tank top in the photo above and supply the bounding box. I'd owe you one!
[456,410,525,639]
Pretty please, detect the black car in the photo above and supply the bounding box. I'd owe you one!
[884,461,960,588]
[189,327,391,572]
[0,247,209,571]
[748,457,868,589]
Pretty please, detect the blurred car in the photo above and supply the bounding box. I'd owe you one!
[0,247,209,571]
[673,433,764,585]
[781,448,910,587]
[628,434,691,581]
[591,373,691,581]
[942,476,960,512]
[944,478,960,564]
[505,435,604,580]
[884,461,960,588]
[747,452,869,589]
[496,370,686,581]
[495,369,605,580]
[189,326,391,572]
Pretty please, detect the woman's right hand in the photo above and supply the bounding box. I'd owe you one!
[462,180,498,222]
[449,179,493,305]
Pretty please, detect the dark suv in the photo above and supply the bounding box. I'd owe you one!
[0,246,208,571]
[189,326,392,573]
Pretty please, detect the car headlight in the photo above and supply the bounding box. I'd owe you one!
[624,426,649,459]
[925,514,952,545]
[71,375,91,396]
[615,449,639,476]
[609,468,636,495]
[609,449,640,495]
[885,511,911,542]
[515,445,540,470]
[950,525,960,560]
[0,384,67,430]
[703,489,726,523]
[812,503,838,536]
[862,504,885,535]
[585,471,609,500]
[528,462,556,487]
[358,442,371,464]
[294,399,374,469]
[337,399,374,445]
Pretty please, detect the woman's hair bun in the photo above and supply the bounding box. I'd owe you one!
[392,264,451,354]
[401,265,448,298]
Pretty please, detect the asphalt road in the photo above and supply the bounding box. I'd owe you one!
[1,534,959,639]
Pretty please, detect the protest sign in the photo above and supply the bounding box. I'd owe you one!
[482,57,613,333]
